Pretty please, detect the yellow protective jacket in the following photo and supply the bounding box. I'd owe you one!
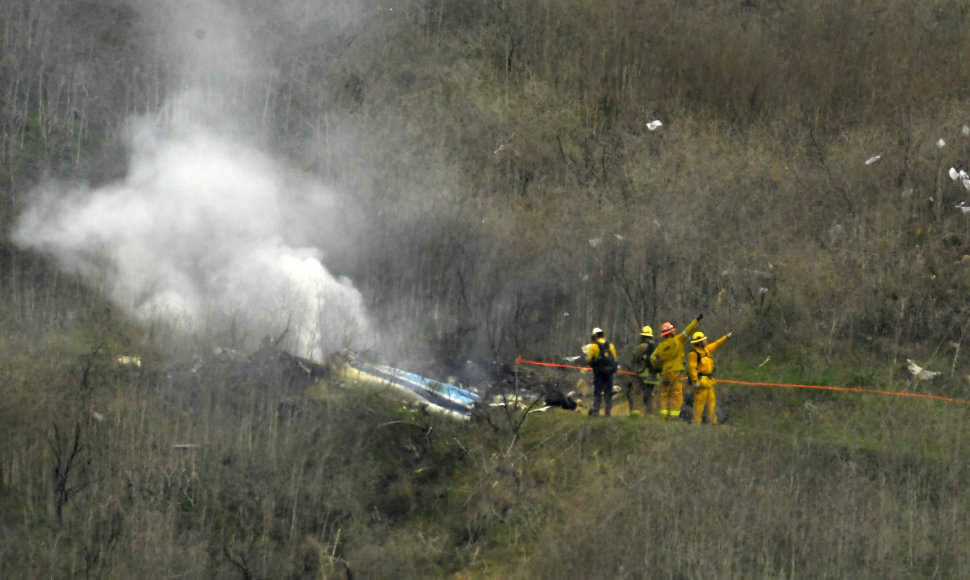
[585,338,617,365]
[688,335,729,384]
[649,318,699,375]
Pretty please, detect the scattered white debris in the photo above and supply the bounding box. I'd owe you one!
[757,356,771,368]
[173,443,201,449]
[213,347,247,361]
[900,187,914,199]
[588,238,602,247]
[614,234,624,240]
[963,125,970,136]
[946,168,970,190]
[563,355,582,363]
[116,356,141,367]
[938,139,947,148]
[646,120,663,131]
[906,358,941,381]
[865,155,881,165]
[956,203,970,215]
[91,410,105,422]
[759,286,769,296]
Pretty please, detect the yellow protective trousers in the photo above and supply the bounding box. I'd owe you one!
[659,372,684,420]
[692,376,717,424]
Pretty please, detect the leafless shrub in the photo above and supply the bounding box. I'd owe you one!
[46,422,88,524]
[7,0,970,577]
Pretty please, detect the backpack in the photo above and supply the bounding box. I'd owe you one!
[687,349,715,384]
[593,341,618,374]
[636,342,659,376]
[644,342,658,371]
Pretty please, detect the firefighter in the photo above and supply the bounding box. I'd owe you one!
[649,314,702,420]
[628,325,659,416]
[687,330,732,425]
[585,327,618,417]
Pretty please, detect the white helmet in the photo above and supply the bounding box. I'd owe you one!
[591,327,604,337]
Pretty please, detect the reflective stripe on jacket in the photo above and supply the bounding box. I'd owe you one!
[649,318,699,374]
[631,340,657,379]
[688,335,729,384]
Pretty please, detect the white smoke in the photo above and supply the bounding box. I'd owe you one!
[14,117,369,360]
[12,0,378,360]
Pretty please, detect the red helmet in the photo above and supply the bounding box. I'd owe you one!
[660,322,676,337]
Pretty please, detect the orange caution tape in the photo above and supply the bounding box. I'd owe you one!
[514,357,970,406]
[515,357,636,376]
[716,378,970,405]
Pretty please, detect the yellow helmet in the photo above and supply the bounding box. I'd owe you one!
[691,331,708,344]
[640,325,654,338]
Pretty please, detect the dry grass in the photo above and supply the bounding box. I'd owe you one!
[4,0,970,576]
[2,330,970,579]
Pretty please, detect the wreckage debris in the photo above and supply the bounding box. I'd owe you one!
[325,351,483,420]
[543,389,578,411]
[905,358,941,381]
[320,351,594,420]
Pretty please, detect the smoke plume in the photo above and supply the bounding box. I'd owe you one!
[12,0,371,361]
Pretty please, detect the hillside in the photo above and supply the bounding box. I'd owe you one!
[2,0,970,577]
[2,345,968,578]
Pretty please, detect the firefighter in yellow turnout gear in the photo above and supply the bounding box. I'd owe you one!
[628,325,659,415]
[687,330,733,425]
[649,314,702,420]
[585,327,618,417]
